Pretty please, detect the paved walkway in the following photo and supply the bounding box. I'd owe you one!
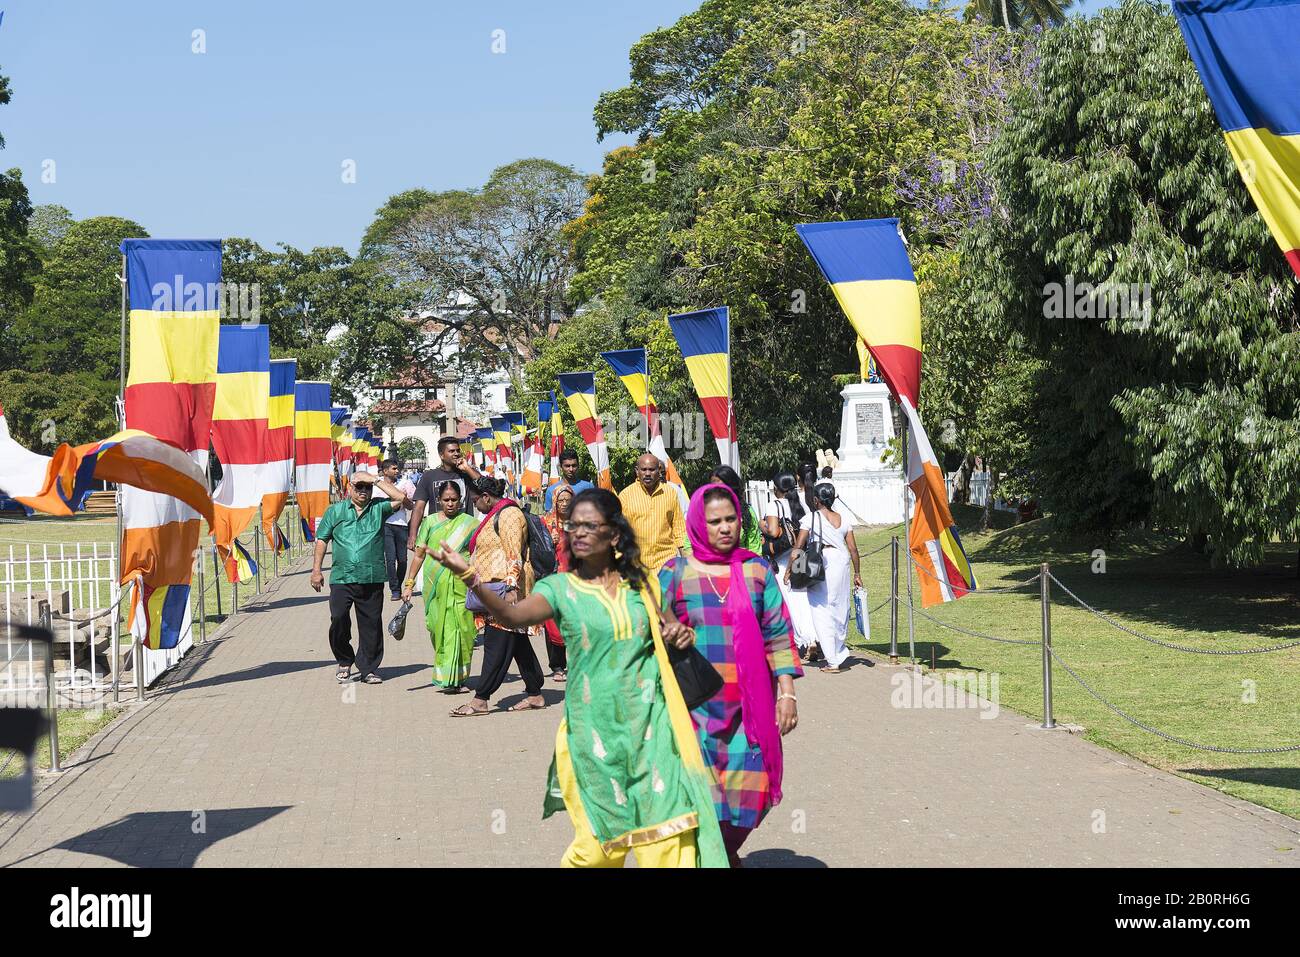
[2,557,1297,868]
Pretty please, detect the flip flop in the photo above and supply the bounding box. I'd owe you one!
[449,703,491,717]
[336,667,351,683]
[507,699,546,712]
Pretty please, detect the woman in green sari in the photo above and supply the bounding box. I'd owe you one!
[433,488,727,867]
[402,481,478,692]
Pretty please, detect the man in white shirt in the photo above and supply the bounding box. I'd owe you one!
[377,458,418,600]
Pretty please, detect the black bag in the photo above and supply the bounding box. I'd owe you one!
[495,504,557,579]
[788,511,827,589]
[762,498,795,562]
[662,562,724,710]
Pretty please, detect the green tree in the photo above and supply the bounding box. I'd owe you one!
[8,216,147,382]
[965,0,1074,30]
[28,204,73,251]
[968,0,1300,562]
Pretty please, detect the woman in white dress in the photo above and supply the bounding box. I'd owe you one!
[762,471,817,660]
[791,481,861,673]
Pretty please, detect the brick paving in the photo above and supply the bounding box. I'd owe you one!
[1,556,1297,868]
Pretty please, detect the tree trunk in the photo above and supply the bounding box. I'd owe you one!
[1001,0,1011,30]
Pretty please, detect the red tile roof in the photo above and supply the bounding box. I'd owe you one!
[370,399,446,415]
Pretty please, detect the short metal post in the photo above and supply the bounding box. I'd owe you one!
[906,539,915,665]
[111,580,122,705]
[889,536,899,664]
[39,602,60,772]
[272,523,279,578]
[212,548,223,619]
[254,509,263,595]
[1040,562,1055,729]
[196,549,207,644]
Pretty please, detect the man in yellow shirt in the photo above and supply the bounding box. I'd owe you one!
[618,452,688,573]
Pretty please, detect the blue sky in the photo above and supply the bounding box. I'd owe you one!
[0,0,1116,253]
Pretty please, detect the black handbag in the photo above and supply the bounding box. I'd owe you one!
[762,499,795,562]
[788,511,827,589]
[660,563,724,710]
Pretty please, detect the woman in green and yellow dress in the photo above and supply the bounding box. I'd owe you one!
[433,488,727,867]
[402,481,478,692]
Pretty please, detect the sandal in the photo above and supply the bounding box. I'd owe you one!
[550,670,567,682]
[821,665,844,674]
[450,702,491,717]
[508,698,546,712]
[336,667,351,683]
[362,673,383,684]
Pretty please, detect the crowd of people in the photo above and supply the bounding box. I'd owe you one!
[309,435,862,868]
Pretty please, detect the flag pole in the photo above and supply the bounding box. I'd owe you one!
[902,415,915,665]
[114,254,127,703]
[724,308,735,470]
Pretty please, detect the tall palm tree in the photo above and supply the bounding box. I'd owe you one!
[967,0,1074,30]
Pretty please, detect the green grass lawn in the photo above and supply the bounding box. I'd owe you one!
[1,706,122,779]
[1,506,314,642]
[849,505,1300,820]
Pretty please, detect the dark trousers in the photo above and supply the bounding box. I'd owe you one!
[329,582,385,677]
[474,623,543,701]
[383,523,408,596]
[546,640,567,672]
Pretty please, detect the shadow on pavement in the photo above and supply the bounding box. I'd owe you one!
[743,847,828,868]
[161,659,334,694]
[20,806,291,867]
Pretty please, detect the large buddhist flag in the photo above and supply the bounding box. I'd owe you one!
[260,358,296,552]
[294,381,332,540]
[667,308,739,470]
[796,218,975,607]
[0,404,212,523]
[1174,0,1300,278]
[557,372,612,490]
[120,238,221,651]
[329,406,349,491]
[211,325,270,583]
[547,391,564,484]
[600,347,684,486]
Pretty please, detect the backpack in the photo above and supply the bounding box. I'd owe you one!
[495,504,558,580]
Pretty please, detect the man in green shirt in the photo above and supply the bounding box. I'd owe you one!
[311,470,414,684]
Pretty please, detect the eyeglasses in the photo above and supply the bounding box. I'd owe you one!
[563,520,608,535]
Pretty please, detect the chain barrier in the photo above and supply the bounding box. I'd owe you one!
[909,600,1041,645]
[869,597,892,616]
[50,577,138,628]
[1048,572,1300,656]
[1046,645,1300,754]
[858,540,894,559]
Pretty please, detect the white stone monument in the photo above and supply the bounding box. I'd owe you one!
[830,381,906,525]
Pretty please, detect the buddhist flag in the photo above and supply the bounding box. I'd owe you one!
[211,325,270,583]
[475,426,496,473]
[0,404,212,523]
[547,391,564,484]
[120,238,221,651]
[522,402,547,492]
[600,347,684,486]
[557,372,612,490]
[491,416,515,483]
[796,218,975,607]
[667,308,739,470]
[260,358,296,551]
[335,412,356,496]
[329,406,350,492]
[294,381,332,540]
[1174,0,1300,278]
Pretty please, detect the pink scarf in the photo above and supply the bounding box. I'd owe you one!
[684,483,784,803]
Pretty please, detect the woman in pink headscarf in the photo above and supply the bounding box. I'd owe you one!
[658,482,802,867]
